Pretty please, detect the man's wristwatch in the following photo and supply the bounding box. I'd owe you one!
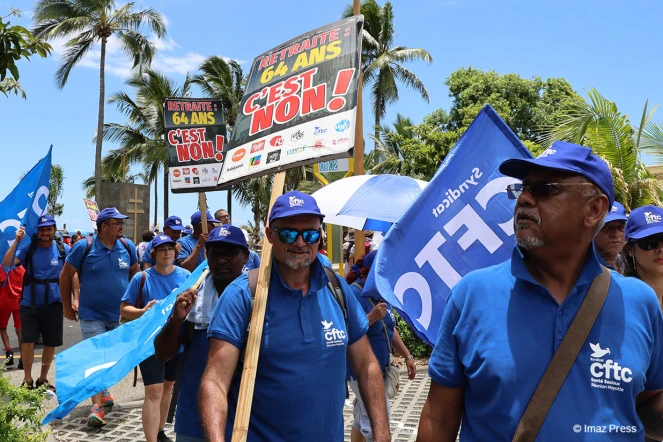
[404,355,414,361]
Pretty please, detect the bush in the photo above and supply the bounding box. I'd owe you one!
[0,368,50,442]
[395,312,432,358]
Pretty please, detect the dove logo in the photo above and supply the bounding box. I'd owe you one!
[537,148,556,158]
[590,343,610,358]
[589,342,632,390]
[321,320,346,347]
[611,205,619,212]
[645,211,662,224]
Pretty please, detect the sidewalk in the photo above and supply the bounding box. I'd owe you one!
[45,367,432,441]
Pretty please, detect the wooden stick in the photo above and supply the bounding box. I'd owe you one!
[181,268,208,308]
[198,192,208,260]
[231,171,286,442]
[353,0,366,262]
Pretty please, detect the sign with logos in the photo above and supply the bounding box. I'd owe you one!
[318,158,350,173]
[164,98,228,193]
[83,198,99,231]
[217,16,363,189]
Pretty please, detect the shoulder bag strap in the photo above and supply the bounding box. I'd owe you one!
[512,266,611,442]
[135,271,146,308]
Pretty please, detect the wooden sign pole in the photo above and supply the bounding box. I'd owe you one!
[353,0,366,262]
[231,171,286,442]
[198,192,209,259]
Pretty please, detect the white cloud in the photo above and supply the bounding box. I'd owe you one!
[152,52,206,75]
[151,35,179,51]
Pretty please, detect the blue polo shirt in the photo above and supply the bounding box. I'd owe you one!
[174,322,208,439]
[16,241,70,307]
[429,245,663,441]
[318,253,332,267]
[207,256,369,441]
[176,234,206,269]
[121,266,190,308]
[66,235,138,321]
[346,278,395,380]
[243,250,261,273]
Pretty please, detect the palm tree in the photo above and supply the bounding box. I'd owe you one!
[343,0,432,146]
[32,0,166,198]
[103,69,191,219]
[233,175,273,247]
[543,88,663,209]
[365,113,414,174]
[81,147,142,198]
[190,57,245,128]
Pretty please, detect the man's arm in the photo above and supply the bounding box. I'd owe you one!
[416,381,464,442]
[178,236,207,272]
[71,273,80,314]
[637,390,663,439]
[199,338,240,442]
[59,262,79,322]
[2,227,25,268]
[348,335,391,442]
[154,288,197,363]
[392,329,416,380]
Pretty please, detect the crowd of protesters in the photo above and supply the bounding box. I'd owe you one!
[4,139,663,441]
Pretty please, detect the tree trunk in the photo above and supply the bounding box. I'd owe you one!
[252,203,261,249]
[227,185,232,220]
[163,166,169,220]
[153,175,158,228]
[374,83,382,152]
[95,37,107,200]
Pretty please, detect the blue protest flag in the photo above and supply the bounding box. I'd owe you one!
[363,105,533,346]
[43,262,209,425]
[0,146,52,262]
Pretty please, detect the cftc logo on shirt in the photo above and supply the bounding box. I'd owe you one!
[118,258,129,269]
[321,320,345,347]
[589,342,632,393]
[50,258,58,266]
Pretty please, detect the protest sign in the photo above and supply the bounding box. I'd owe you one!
[0,147,52,261]
[364,105,533,346]
[83,198,99,231]
[165,98,228,193]
[217,16,363,189]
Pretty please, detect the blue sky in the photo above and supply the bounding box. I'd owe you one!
[1,0,662,231]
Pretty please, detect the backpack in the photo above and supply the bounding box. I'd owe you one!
[78,235,131,277]
[22,236,67,312]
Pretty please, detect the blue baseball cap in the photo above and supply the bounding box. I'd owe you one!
[499,141,615,206]
[191,210,216,224]
[37,214,56,228]
[206,224,248,250]
[183,228,192,235]
[164,215,185,231]
[605,202,628,224]
[269,191,325,224]
[363,250,377,269]
[625,205,663,240]
[97,207,129,222]
[152,234,176,248]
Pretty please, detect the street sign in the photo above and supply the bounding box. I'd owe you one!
[318,158,350,173]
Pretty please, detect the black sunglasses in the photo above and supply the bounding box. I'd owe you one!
[506,182,597,200]
[272,227,321,245]
[208,248,243,261]
[633,235,663,251]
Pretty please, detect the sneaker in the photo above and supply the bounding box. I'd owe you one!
[5,350,14,366]
[100,390,114,410]
[35,378,56,394]
[21,379,34,390]
[87,405,107,427]
[157,430,174,442]
[17,358,22,370]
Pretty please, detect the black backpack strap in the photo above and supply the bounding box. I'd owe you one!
[79,235,94,277]
[323,266,348,330]
[119,236,132,260]
[167,320,197,423]
[55,238,66,261]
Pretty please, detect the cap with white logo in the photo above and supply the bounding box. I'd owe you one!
[625,205,663,240]
[206,224,248,249]
[605,202,628,224]
[269,191,324,224]
[37,214,56,228]
[164,215,185,231]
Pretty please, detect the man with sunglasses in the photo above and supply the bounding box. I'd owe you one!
[154,224,249,442]
[199,191,389,442]
[419,141,663,441]
[60,207,139,427]
[594,202,628,272]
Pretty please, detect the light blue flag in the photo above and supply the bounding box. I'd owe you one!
[43,262,209,424]
[0,146,52,262]
[364,105,533,346]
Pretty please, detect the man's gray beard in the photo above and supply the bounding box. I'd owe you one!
[285,255,312,270]
[516,235,545,249]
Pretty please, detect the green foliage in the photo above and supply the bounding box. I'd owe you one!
[0,368,49,442]
[0,8,51,96]
[394,312,431,358]
[48,164,65,216]
[0,78,25,98]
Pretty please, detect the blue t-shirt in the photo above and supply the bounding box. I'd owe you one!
[243,250,261,273]
[346,278,395,380]
[174,322,209,439]
[207,256,369,441]
[66,235,138,321]
[16,241,70,307]
[429,246,663,441]
[177,234,205,268]
[121,266,190,308]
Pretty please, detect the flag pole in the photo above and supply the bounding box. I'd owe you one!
[231,170,286,442]
[198,192,209,259]
[353,0,366,263]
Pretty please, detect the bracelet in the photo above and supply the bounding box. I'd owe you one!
[405,355,414,361]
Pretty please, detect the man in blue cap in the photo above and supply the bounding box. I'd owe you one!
[594,201,628,272]
[177,210,217,272]
[418,141,663,441]
[198,191,390,442]
[154,225,249,442]
[2,215,71,391]
[143,216,185,270]
[60,207,139,427]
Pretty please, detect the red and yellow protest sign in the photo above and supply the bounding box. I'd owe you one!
[217,16,364,188]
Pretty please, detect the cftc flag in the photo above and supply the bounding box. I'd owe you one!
[43,263,208,424]
[363,105,533,346]
[0,146,52,262]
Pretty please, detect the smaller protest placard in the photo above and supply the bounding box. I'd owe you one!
[83,198,99,231]
[164,98,228,193]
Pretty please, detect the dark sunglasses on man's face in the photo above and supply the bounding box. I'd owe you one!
[272,227,321,245]
[634,235,663,251]
[506,182,597,200]
[208,248,242,261]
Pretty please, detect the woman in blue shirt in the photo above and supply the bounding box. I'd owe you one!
[344,251,416,442]
[121,235,191,442]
